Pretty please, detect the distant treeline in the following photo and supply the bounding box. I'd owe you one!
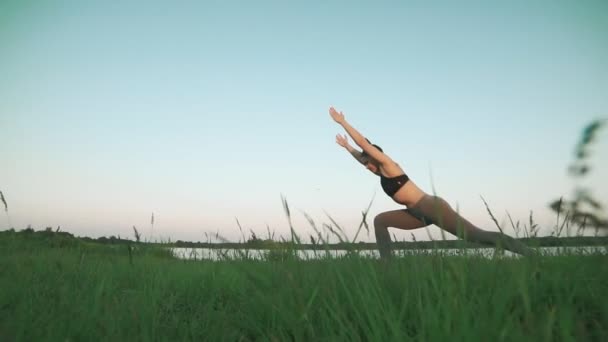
[171,237,608,250]
[0,226,133,248]
[1,227,607,250]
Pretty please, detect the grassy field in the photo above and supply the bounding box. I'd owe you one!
[1,235,607,342]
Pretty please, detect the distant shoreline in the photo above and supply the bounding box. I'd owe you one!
[2,228,607,250]
[164,236,608,250]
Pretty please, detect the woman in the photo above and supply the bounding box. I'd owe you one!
[329,106,535,258]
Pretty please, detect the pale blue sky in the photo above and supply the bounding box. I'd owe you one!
[1,0,607,243]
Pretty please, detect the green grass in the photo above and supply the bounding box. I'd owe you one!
[0,236,607,341]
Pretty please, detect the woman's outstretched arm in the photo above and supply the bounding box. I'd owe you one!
[329,106,391,165]
[336,134,366,165]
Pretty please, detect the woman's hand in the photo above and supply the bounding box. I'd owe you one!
[335,134,349,148]
[329,106,345,124]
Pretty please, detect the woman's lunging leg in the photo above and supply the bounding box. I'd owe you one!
[374,209,430,259]
[413,196,536,256]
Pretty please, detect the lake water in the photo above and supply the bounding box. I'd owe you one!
[170,246,607,261]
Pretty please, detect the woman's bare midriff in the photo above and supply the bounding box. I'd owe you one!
[391,181,428,207]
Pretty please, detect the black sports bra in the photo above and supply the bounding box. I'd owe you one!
[380,173,410,197]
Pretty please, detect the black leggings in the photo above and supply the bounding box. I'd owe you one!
[373,195,535,258]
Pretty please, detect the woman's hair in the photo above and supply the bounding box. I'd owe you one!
[360,138,383,159]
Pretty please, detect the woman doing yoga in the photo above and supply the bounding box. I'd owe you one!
[329,106,536,258]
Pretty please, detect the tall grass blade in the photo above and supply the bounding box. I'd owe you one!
[480,195,504,234]
[352,193,376,243]
[0,191,7,212]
